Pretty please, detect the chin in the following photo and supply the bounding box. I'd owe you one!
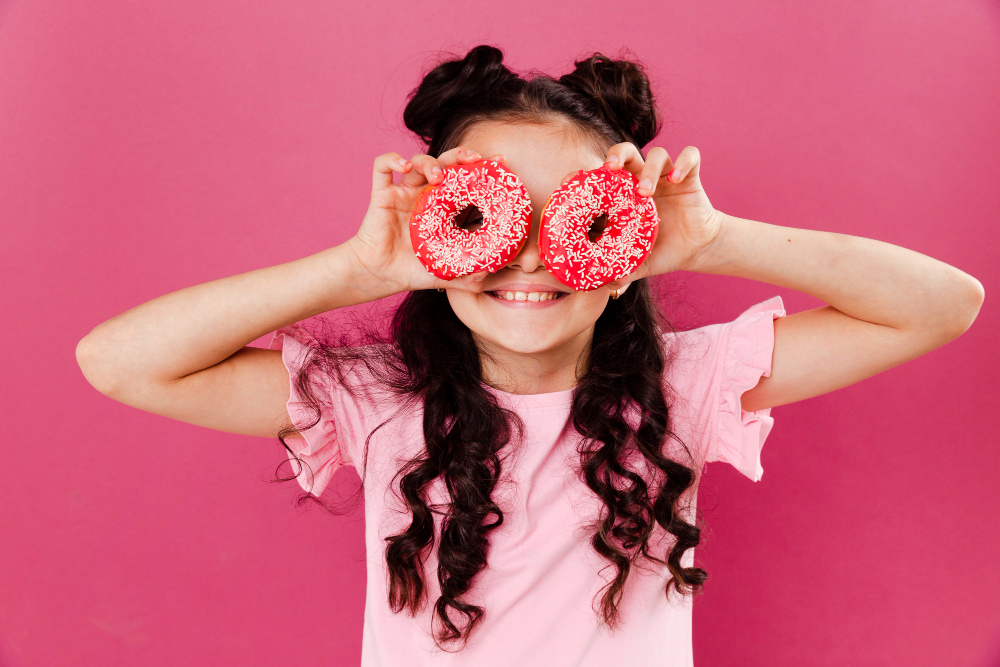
[449,293,596,356]
[488,337,557,356]
[469,323,553,353]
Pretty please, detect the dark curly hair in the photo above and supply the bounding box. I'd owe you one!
[274,44,707,652]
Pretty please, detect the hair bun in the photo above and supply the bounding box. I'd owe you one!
[403,45,522,151]
[558,53,662,148]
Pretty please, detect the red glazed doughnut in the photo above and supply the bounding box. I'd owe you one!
[409,158,532,280]
[538,165,660,291]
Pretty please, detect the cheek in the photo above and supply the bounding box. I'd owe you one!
[445,292,486,330]
[569,293,612,327]
[579,288,609,307]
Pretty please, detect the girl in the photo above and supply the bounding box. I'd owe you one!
[76,45,984,665]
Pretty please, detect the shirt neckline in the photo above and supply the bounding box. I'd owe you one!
[482,383,576,409]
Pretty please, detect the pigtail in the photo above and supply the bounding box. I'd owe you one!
[403,44,525,156]
[559,51,663,149]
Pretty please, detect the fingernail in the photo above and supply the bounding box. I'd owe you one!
[638,178,652,191]
[399,158,409,166]
[606,155,619,165]
[431,166,441,175]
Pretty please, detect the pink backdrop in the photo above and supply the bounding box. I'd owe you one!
[2,1,998,665]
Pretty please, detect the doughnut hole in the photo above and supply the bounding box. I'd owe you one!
[454,205,485,233]
[587,212,609,243]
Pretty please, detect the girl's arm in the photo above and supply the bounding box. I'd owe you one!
[76,147,492,438]
[688,213,984,413]
[75,241,398,438]
[600,142,984,415]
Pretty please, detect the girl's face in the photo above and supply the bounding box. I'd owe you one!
[444,119,618,372]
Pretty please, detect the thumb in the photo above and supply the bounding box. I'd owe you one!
[460,269,491,290]
[436,269,491,293]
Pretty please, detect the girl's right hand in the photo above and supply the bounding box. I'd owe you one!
[346,146,507,295]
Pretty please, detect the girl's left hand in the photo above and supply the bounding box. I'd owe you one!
[591,143,726,288]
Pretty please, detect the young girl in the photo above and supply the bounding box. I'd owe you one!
[76,45,984,665]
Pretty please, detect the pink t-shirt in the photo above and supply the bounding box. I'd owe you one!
[268,295,786,666]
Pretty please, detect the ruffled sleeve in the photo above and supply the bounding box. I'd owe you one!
[707,296,786,482]
[267,324,352,497]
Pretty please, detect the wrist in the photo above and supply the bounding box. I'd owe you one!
[321,240,402,306]
[683,210,735,274]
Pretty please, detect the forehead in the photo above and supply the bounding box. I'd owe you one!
[458,120,607,196]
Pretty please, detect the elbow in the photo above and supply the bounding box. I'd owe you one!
[940,276,985,341]
[76,335,120,396]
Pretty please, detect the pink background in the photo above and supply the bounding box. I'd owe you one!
[2,1,998,665]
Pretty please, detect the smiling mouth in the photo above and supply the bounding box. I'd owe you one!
[486,290,568,302]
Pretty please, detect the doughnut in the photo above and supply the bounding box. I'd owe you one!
[539,165,660,291]
[408,158,532,280]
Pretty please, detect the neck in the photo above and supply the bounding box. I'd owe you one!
[474,327,593,395]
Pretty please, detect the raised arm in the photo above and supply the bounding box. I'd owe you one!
[598,142,985,414]
[687,212,984,413]
[75,147,494,438]
[75,241,399,438]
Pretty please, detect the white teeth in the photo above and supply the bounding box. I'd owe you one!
[492,291,562,301]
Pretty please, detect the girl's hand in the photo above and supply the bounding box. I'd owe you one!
[346,147,507,294]
[585,143,726,289]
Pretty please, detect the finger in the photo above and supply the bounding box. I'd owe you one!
[400,153,435,188]
[636,146,674,197]
[666,145,701,185]
[403,146,484,188]
[373,152,412,193]
[434,269,491,292]
[602,142,645,174]
[604,262,648,291]
[450,145,486,163]
[437,145,486,170]
[602,278,633,294]
[461,269,491,291]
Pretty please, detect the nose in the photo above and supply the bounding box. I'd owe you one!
[506,215,546,273]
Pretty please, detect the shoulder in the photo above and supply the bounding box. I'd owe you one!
[270,327,404,408]
[657,296,786,479]
[660,296,786,389]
